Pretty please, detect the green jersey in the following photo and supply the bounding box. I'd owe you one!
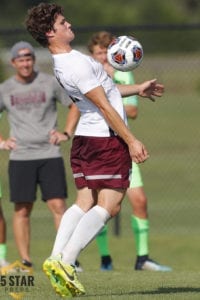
[113,70,138,107]
[113,71,143,188]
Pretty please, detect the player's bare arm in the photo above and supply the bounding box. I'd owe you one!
[0,137,16,150]
[124,105,138,119]
[116,78,164,101]
[64,103,80,137]
[49,130,69,145]
[49,103,80,145]
[85,86,149,163]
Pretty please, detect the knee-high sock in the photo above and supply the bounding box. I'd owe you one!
[62,205,110,265]
[131,215,149,256]
[51,204,85,257]
[96,225,110,256]
[0,244,7,260]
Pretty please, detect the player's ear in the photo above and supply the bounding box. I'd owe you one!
[11,59,16,68]
[46,30,54,38]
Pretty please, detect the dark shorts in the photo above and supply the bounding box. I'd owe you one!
[9,157,67,203]
[71,136,131,190]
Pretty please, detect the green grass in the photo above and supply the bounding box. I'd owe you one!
[1,54,200,298]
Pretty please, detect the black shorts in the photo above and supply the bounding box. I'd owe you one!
[9,157,67,203]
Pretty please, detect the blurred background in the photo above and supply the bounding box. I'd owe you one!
[0,0,200,270]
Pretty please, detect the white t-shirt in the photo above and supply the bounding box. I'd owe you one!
[52,50,127,137]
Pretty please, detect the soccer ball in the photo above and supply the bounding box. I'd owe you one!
[107,35,143,71]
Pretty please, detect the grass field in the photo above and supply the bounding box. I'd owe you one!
[0,54,200,299]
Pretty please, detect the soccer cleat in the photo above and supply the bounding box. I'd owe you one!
[9,292,24,300]
[43,257,72,297]
[43,257,85,297]
[0,260,33,275]
[74,260,83,272]
[100,255,113,271]
[0,259,10,268]
[21,259,32,267]
[135,258,172,271]
[100,262,113,271]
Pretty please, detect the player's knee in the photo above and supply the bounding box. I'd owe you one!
[109,204,121,218]
[14,203,33,218]
[48,199,67,215]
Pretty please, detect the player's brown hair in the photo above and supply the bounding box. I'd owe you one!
[87,31,115,54]
[25,3,63,47]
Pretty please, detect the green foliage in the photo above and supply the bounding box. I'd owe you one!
[1,0,200,28]
[0,58,6,81]
[56,0,200,26]
[1,1,200,51]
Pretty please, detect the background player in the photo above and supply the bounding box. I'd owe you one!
[88,31,172,271]
[0,41,78,273]
[0,175,9,269]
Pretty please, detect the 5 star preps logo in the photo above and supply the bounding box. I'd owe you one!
[0,260,35,300]
[0,260,34,298]
[0,274,34,299]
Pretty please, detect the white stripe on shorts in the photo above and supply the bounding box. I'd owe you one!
[73,172,84,178]
[85,174,122,180]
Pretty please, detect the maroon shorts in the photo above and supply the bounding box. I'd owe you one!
[70,136,131,190]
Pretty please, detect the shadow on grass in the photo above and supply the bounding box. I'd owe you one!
[139,287,200,295]
[83,287,200,298]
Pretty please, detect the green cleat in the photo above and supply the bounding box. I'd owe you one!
[43,256,85,297]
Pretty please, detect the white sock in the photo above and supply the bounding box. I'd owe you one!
[51,204,85,257]
[62,205,110,265]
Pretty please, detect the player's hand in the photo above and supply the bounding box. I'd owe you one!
[49,129,69,145]
[128,139,149,163]
[0,137,17,150]
[138,79,164,102]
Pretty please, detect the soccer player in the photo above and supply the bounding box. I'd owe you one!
[0,120,10,270]
[0,177,10,269]
[88,31,172,272]
[25,3,164,297]
[0,40,79,273]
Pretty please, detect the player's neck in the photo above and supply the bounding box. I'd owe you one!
[48,43,72,55]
